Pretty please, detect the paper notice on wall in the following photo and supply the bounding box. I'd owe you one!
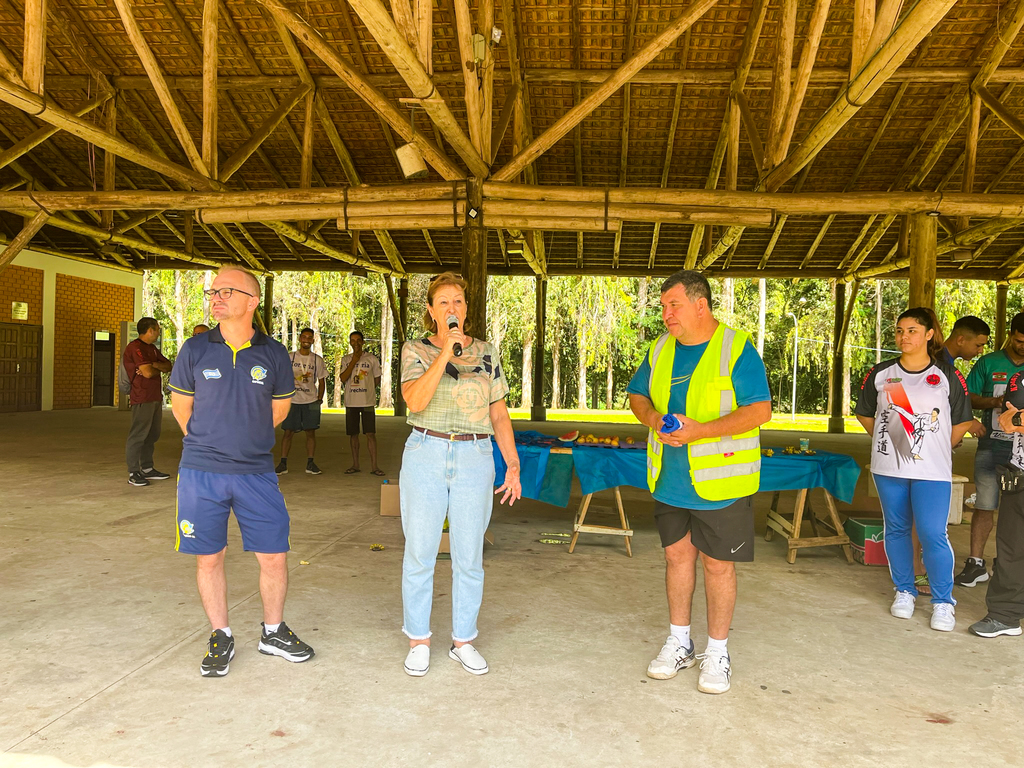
[11,301,28,320]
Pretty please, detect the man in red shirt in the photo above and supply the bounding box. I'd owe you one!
[123,317,173,486]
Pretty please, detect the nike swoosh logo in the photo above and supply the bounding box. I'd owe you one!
[731,542,745,554]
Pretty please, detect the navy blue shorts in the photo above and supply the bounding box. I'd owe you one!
[176,468,290,555]
[282,401,321,432]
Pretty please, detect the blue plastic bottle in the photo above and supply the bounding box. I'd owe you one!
[661,414,681,433]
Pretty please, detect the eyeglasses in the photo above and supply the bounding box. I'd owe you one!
[203,287,255,300]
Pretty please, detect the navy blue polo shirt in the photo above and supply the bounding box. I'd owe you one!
[169,326,294,474]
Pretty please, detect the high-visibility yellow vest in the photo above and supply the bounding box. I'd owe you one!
[645,324,761,500]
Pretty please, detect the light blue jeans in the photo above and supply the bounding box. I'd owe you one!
[400,430,495,642]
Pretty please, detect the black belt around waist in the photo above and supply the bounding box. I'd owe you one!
[413,426,490,441]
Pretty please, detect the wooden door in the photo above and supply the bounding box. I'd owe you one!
[0,323,43,413]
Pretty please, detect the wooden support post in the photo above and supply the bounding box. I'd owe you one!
[909,212,937,309]
[996,282,1008,349]
[102,97,117,232]
[202,0,218,179]
[394,277,409,417]
[263,273,274,333]
[531,276,547,421]
[828,280,845,433]
[461,178,487,339]
[23,0,47,95]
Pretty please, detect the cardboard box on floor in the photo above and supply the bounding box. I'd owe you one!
[844,517,888,566]
[380,482,494,552]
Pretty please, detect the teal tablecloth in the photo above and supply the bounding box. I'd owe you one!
[494,436,860,508]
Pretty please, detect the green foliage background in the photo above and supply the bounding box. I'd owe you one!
[143,270,1024,416]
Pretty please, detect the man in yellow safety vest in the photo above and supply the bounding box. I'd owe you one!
[628,270,771,695]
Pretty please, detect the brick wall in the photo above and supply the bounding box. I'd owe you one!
[53,274,135,410]
[0,265,44,325]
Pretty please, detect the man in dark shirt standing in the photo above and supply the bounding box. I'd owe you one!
[123,317,172,487]
[169,266,315,678]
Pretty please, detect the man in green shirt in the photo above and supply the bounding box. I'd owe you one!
[958,313,1024,587]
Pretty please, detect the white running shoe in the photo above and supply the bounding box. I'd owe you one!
[891,591,916,619]
[931,603,956,632]
[449,643,489,675]
[646,635,697,680]
[697,652,731,694]
[404,645,430,677]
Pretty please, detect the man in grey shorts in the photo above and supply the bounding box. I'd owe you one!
[628,270,771,695]
[958,313,1024,587]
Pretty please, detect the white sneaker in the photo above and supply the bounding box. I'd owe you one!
[646,635,697,680]
[449,643,489,675]
[931,603,956,632]
[697,651,731,694]
[891,591,916,619]
[404,645,430,677]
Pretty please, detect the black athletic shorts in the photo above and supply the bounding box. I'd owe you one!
[653,497,755,562]
[346,406,376,435]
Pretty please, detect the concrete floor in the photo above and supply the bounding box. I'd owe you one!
[1,409,1022,768]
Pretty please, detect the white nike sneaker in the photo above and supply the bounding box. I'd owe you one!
[646,635,696,680]
[404,644,430,677]
[931,603,956,632]
[449,643,489,675]
[890,591,916,619]
[698,651,731,694]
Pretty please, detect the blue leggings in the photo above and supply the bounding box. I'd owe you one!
[873,474,956,605]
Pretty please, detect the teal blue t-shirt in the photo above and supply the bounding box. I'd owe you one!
[627,336,771,509]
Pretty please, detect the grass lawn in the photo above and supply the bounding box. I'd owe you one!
[325,407,861,432]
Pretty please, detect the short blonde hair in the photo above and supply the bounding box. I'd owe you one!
[217,265,261,297]
[422,271,468,333]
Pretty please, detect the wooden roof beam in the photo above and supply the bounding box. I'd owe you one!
[219,83,311,182]
[650,81,685,270]
[763,0,958,192]
[975,84,1024,142]
[203,0,219,179]
[346,0,488,176]
[22,0,46,95]
[478,0,495,162]
[0,93,111,172]
[493,0,720,182]
[765,0,796,169]
[774,0,832,166]
[850,0,874,79]
[453,0,484,153]
[263,220,389,274]
[259,0,462,181]
[0,210,48,274]
[112,0,210,178]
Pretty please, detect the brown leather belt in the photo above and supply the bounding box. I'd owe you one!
[413,426,490,441]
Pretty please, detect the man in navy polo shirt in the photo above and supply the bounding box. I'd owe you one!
[170,266,315,678]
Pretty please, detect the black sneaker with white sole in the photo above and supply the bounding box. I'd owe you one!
[955,557,989,587]
[128,472,150,487]
[200,630,235,677]
[306,460,322,475]
[142,467,171,480]
[275,460,288,476]
[258,622,315,662]
[969,616,1023,638]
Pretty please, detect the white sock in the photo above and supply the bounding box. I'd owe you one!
[215,627,231,638]
[706,636,728,656]
[264,622,281,635]
[670,624,691,648]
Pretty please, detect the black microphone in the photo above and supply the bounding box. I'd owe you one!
[447,314,463,357]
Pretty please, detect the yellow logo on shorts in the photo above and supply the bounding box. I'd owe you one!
[179,519,195,538]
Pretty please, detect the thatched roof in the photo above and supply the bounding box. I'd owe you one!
[0,0,1022,281]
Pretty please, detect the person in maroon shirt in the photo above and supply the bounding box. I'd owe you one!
[123,317,173,486]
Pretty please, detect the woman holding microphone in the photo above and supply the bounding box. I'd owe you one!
[399,272,522,677]
[855,307,973,631]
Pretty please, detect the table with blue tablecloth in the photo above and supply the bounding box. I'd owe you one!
[494,431,858,561]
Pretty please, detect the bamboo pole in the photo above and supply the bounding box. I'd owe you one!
[485,200,774,226]
[453,0,484,153]
[42,214,221,265]
[202,0,218,179]
[101,98,117,232]
[479,0,496,162]
[733,90,765,171]
[492,0,720,182]
[764,0,958,192]
[112,0,210,177]
[415,0,432,72]
[765,0,796,168]
[0,80,218,191]
[850,0,874,78]
[345,0,489,176]
[974,84,1024,142]
[258,0,463,181]
[264,221,388,273]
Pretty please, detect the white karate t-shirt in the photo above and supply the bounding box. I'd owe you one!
[855,357,972,481]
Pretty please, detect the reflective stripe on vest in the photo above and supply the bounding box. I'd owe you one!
[644,324,761,500]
